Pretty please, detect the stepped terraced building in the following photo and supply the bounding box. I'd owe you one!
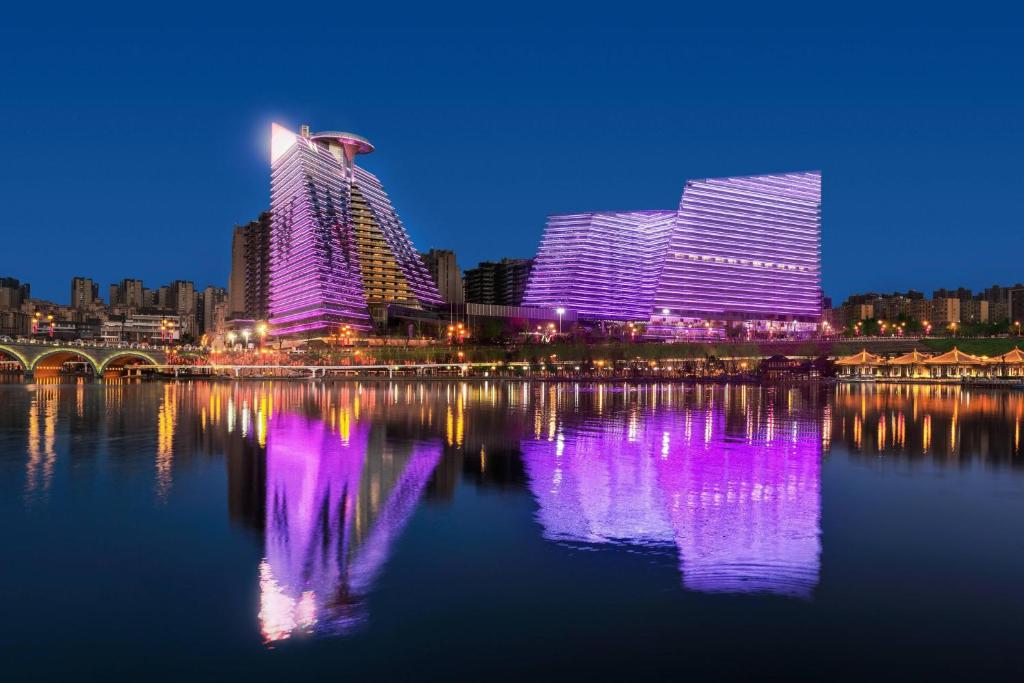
[268,123,441,335]
[522,171,822,337]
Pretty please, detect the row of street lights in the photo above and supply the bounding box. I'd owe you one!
[226,322,269,350]
[852,319,1024,337]
[32,311,55,337]
[447,322,468,344]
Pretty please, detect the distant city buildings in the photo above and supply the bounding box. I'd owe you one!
[464,258,534,307]
[0,277,31,336]
[109,278,145,310]
[268,123,442,335]
[229,211,271,320]
[101,314,181,344]
[522,172,822,338]
[0,271,228,344]
[201,286,228,341]
[70,277,100,310]
[420,249,464,304]
[825,282,1024,331]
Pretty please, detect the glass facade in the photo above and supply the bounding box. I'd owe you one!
[522,172,822,328]
[268,124,441,336]
[655,172,821,323]
[521,211,676,320]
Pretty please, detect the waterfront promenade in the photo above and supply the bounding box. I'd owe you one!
[4,335,1024,384]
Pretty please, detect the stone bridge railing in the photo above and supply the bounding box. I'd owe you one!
[0,342,168,376]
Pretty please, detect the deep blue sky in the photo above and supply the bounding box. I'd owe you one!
[2,5,1022,304]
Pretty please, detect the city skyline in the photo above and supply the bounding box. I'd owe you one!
[3,11,1024,304]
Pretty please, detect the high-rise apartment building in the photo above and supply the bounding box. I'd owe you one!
[0,277,31,336]
[70,277,100,310]
[229,212,271,320]
[420,249,464,304]
[523,172,822,332]
[463,262,497,305]
[499,258,534,307]
[163,280,196,336]
[0,277,30,309]
[199,285,227,336]
[168,280,195,316]
[933,287,973,301]
[268,124,441,335]
[109,278,145,310]
[464,258,535,307]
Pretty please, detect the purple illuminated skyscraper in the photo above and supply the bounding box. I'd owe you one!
[522,171,821,334]
[268,123,442,336]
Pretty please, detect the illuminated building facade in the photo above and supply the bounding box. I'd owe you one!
[522,172,822,334]
[268,123,442,335]
[522,211,676,320]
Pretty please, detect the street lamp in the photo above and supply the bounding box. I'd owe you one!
[1016,321,1021,336]
[257,323,269,362]
[227,331,237,349]
[555,307,565,334]
[242,329,251,348]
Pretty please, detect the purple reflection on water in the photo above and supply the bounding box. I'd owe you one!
[259,413,440,642]
[523,403,821,598]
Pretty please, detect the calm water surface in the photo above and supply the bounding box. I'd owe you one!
[2,379,1024,680]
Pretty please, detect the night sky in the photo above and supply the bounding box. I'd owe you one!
[2,5,1022,304]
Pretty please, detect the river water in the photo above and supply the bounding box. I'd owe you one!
[2,379,1023,680]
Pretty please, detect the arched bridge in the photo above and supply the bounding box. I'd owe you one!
[0,342,168,376]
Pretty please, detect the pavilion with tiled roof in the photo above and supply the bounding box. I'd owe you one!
[987,346,1024,377]
[885,349,933,378]
[922,347,984,378]
[834,349,885,377]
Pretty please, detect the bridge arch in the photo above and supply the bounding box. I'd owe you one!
[0,344,30,371]
[30,348,102,375]
[99,350,161,373]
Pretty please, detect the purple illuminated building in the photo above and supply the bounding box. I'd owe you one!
[522,394,821,597]
[268,124,442,335]
[522,171,822,335]
[521,211,677,321]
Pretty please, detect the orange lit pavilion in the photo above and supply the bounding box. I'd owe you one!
[835,350,884,377]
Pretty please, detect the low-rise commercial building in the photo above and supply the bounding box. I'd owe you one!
[101,314,181,344]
